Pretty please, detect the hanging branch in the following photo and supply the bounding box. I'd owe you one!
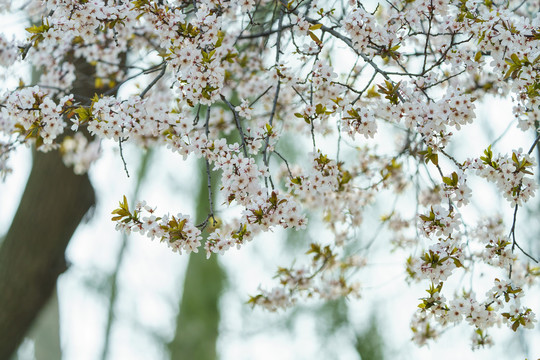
[197,106,217,230]
[221,94,248,157]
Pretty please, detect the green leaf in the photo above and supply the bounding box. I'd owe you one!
[474,51,482,62]
[442,176,452,186]
[431,153,438,165]
[308,31,321,44]
[452,257,464,268]
[291,177,302,185]
[512,152,519,164]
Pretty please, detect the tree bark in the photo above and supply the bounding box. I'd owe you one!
[0,58,98,359]
[0,148,95,359]
[101,150,152,360]
[30,288,62,360]
[168,160,225,360]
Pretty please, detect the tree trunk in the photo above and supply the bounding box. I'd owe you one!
[0,58,98,359]
[168,160,225,360]
[101,150,153,360]
[0,148,95,359]
[30,289,62,360]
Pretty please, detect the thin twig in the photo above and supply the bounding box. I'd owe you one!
[237,24,294,40]
[193,104,202,126]
[527,133,540,155]
[352,70,377,105]
[439,148,463,169]
[221,95,248,157]
[263,7,284,171]
[119,136,130,178]
[291,85,309,105]
[273,150,293,178]
[508,195,538,278]
[511,0,527,12]
[249,85,273,107]
[205,106,216,227]
[103,62,165,96]
[140,63,166,98]
[336,120,342,163]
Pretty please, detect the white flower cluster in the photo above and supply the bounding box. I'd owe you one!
[88,96,161,141]
[60,132,101,175]
[472,217,516,268]
[0,34,19,68]
[342,7,398,56]
[115,201,202,255]
[341,105,377,139]
[288,152,340,199]
[248,246,363,310]
[469,149,538,207]
[416,243,464,283]
[440,171,472,207]
[1,86,71,151]
[411,271,538,347]
[418,205,461,238]
[250,286,294,312]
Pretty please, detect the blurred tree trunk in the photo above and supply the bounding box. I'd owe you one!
[0,58,98,359]
[0,148,94,359]
[101,150,153,360]
[29,289,62,360]
[354,314,385,360]
[168,160,225,360]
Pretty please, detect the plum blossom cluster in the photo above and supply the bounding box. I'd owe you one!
[418,205,461,238]
[0,34,19,68]
[433,170,472,208]
[410,263,537,348]
[60,133,101,175]
[468,146,538,206]
[2,0,540,350]
[0,86,72,151]
[112,197,202,255]
[341,105,377,139]
[407,208,539,346]
[249,244,364,311]
[472,217,516,268]
[342,6,397,56]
